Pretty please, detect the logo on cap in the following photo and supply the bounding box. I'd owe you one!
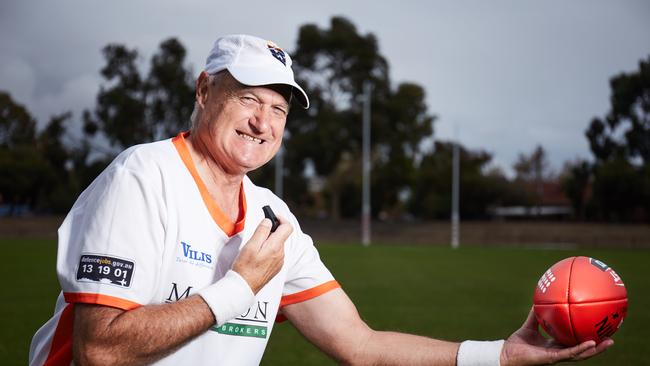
[267,41,286,66]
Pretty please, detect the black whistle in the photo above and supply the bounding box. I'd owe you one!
[262,205,279,233]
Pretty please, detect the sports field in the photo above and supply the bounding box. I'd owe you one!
[2,239,647,365]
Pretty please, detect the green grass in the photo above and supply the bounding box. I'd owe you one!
[263,244,649,365]
[2,239,647,365]
[0,239,60,365]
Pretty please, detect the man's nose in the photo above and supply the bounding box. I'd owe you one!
[249,106,272,133]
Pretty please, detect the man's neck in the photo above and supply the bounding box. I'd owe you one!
[186,133,244,222]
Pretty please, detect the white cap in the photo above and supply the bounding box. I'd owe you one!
[205,34,309,109]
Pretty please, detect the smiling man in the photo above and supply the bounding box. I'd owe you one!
[29,34,611,366]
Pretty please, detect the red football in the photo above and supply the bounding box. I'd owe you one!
[533,256,628,346]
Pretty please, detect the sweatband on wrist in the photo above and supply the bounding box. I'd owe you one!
[198,270,255,326]
[456,340,505,366]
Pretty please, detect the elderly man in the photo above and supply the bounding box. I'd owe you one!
[29,34,611,366]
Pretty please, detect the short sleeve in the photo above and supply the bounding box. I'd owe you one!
[279,227,340,309]
[56,161,165,310]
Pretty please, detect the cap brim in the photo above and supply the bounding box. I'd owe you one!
[228,66,310,109]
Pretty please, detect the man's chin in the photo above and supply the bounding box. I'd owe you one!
[233,160,271,175]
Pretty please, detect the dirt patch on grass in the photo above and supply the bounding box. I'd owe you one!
[1,216,648,248]
[300,219,650,249]
[0,216,64,239]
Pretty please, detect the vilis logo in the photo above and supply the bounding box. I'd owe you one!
[267,41,286,66]
[176,241,213,269]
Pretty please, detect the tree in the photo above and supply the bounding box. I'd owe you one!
[286,17,435,219]
[38,112,71,178]
[591,158,646,221]
[409,142,516,219]
[84,44,147,148]
[0,39,195,215]
[36,112,82,212]
[0,99,85,215]
[584,55,650,221]
[0,91,36,148]
[147,38,195,139]
[372,83,435,218]
[561,159,591,220]
[0,145,52,215]
[0,92,51,214]
[84,38,194,150]
[513,145,553,211]
[513,145,552,182]
[586,56,650,164]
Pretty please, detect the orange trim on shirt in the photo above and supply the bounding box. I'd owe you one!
[64,292,142,310]
[172,132,246,237]
[43,304,74,366]
[279,280,341,308]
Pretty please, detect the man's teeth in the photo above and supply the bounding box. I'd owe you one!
[237,131,263,143]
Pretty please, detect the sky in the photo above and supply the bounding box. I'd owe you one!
[1,0,649,176]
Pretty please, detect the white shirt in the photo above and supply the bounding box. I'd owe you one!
[29,132,339,365]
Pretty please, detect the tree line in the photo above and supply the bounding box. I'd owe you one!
[1,17,648,222]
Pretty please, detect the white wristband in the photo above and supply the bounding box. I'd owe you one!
[457,340,505,366]
[198,270,255,326]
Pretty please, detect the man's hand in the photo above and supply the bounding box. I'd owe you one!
[500,308,614,366]
[233,217,293,294]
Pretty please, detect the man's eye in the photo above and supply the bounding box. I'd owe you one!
[273,107,288,116]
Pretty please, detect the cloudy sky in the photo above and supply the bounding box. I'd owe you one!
[1,0,649,175]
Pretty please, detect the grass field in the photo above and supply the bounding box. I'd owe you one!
[2,239,647,365]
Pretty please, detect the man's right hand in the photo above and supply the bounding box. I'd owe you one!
[232,217,293,294]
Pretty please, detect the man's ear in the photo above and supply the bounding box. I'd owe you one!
[196,71,210,109]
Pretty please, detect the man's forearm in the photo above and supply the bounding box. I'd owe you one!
[74,295,214,366]
[351,330,460,366]
[284,289,464,366]
[71,219,291,366]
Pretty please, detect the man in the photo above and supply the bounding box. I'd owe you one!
[30,34,611,366]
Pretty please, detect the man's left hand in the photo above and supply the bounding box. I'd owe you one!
[500,308,614,365]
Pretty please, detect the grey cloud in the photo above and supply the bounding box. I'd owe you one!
[0,0,648,174]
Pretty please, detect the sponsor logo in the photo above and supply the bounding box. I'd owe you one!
[237,301,269,322]
[176,241,214,269]
[594,311,626,339]
[608,269,624,286]
[76,254,134,287]
[267,41,286,66]
[589,258,609,271]
[211,301,270,338]
[590,258,625,287]
[165,283,193,303]
[537,269,556,293]
[213,323,267,338]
